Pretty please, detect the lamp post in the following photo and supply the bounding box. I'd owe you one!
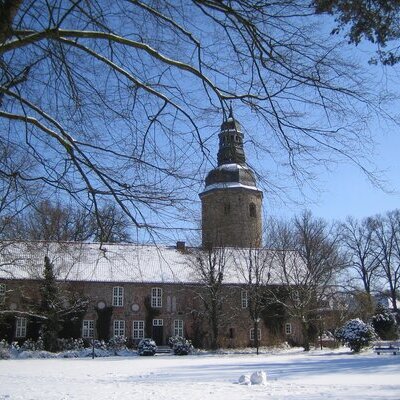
[254,317,260,355]
[318,316,323,350]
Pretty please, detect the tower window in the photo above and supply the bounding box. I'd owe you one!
[249,203,256,218]
[224,203,231,215]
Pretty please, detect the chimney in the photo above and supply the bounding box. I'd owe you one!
[176,241,186,252]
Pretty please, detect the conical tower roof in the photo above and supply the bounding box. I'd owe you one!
[201,109,261,193]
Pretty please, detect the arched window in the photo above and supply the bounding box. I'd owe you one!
[249,203,256,218]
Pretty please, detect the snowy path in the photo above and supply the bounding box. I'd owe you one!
[0,349,399,399]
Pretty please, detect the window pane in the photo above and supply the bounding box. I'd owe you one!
[16,317,27,338]
[112,287,124,307]
[133,320,144,339]
[113,320,125,337]
[151,287,162,308]
[174,320,183,337]
[82,320,94,338]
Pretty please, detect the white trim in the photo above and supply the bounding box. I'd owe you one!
[285,323,292,335]
[132,320,144,339]
[113,320,125,337]
[250,328,261,341]
[151,287,162,308]
[201,182,262,194]
[174,319,184,337]
[112,286,124,307]
[82,320,94,338]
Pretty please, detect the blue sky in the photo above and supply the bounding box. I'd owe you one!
[269,47,400,223]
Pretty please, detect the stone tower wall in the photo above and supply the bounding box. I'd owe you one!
[201,188,262,248]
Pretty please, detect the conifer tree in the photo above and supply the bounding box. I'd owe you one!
[40,256,61,352]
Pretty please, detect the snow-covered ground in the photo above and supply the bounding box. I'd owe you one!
[0,348,399,399]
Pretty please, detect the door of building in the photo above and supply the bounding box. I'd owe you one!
[152,319,164,345]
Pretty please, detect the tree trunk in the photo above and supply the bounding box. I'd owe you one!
[301,320,310,351]
[0,0,22,43]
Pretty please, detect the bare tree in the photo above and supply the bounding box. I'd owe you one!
[92,203,132,243]
[0,141,41,238]
[0,1,392,237]
[340,216,381,296]
[372,210,400,311]
[235,247,273,354]
[187,246,230,349]
[1,199,132,243]
[267,212,345,351]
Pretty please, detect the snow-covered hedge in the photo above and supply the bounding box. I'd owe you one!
[336,319,376,353]
[0,336,132,359]
[168,336,194,355]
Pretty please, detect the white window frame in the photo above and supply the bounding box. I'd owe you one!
[82,320,94,338]
[132,320,145,340]
[151,287,162,308]
[250,328,261,341]
[113,320,125,337]
[174,319,184,337]
[153,319,163,326]
[112,286,124,307]
[15,317,27,338]
[241,290,248,308]
[0,283,5,304]
[285,323,292,335]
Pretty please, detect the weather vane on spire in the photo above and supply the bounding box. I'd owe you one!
[228,101,233,119]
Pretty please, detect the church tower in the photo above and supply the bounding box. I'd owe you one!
[199,109,263,248]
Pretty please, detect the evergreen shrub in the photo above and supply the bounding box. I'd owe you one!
[336,318,376,352]
[168,336,194,355]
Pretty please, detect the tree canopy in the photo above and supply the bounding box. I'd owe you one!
[314,0,400,65]
[0,0,395,239]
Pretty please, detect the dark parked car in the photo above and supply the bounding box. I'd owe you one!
[137,338,157,356]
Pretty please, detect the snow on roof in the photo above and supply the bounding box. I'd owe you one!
[201,181,262,194]
[0,241,288,285]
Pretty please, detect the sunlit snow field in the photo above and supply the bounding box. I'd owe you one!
[1,348,399,400]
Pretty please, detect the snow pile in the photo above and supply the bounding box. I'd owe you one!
[238,371,267,385]
[238,374,251,385]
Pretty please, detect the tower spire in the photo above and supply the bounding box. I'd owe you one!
[199,110,263,248]
[217,107,246,166]
[228,102,233,119]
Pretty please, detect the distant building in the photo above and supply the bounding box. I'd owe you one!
[0,112,302,348]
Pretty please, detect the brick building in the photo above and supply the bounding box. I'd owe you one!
[0,111,302,348]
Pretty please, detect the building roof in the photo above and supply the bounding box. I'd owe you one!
[0,241,289,285]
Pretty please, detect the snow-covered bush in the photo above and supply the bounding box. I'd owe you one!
[0,339,10,359]
[168,336,194,355]
[371,306,398,340]
[336,319,376,352]
[107,336,127,353]
[21,338,44,352]
[168,336,184,348]
[57,338,84,351]
[92,339,108,350]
